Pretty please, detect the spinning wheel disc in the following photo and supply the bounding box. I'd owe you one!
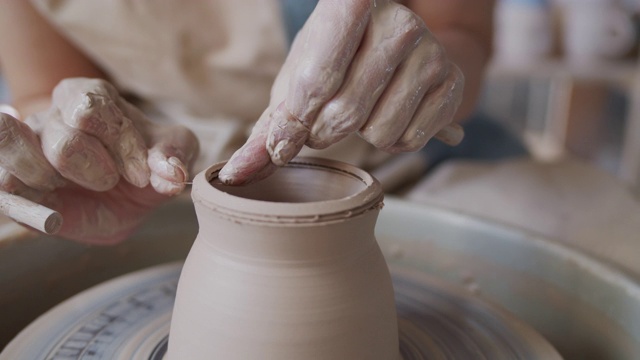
[1,263,560,359]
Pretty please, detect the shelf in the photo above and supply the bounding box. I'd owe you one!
[485,57,640,195]
[487,58,639,88]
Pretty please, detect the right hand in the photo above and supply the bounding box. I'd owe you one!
[0,78,199,244]
[219,0,464,185]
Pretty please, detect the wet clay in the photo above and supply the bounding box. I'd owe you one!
[167,158,399,359]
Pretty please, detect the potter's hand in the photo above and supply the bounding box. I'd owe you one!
[0,78,198,244]
[219,0,464,184]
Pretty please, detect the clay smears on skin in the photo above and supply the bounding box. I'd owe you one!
[56,80,152,188]
[266,103,310,167]
[268,139,295,166]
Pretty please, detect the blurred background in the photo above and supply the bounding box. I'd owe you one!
[0,73,8,104]
[485,0,640,195]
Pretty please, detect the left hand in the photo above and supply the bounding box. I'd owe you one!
[219,0,464,185]
[0,78,198,244]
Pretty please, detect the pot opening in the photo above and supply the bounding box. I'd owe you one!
[209,162,370,203]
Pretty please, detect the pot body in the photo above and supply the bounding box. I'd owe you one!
[167,159,399,360]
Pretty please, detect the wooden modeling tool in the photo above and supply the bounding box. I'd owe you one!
[0,191,62,235]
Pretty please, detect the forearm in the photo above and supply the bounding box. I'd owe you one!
[0,0,105,117]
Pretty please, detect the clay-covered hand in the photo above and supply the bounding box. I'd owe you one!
[0,78,198,244]
[219,0,464,184]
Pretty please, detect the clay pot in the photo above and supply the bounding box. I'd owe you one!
[167,158,399,359]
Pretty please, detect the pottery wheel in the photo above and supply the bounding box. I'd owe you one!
[1,262,561,360]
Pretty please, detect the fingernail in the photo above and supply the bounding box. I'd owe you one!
[218,163,238,185]
[270,140,296,167]
[167,156,187,181]
[218,162,238,184]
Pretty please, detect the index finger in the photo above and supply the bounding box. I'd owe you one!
[266,0,372,165]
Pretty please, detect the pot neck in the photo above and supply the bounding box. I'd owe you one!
[190,158,384,262]
[192,158,383,223]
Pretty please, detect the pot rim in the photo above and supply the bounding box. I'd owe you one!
[192,157,384,223]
